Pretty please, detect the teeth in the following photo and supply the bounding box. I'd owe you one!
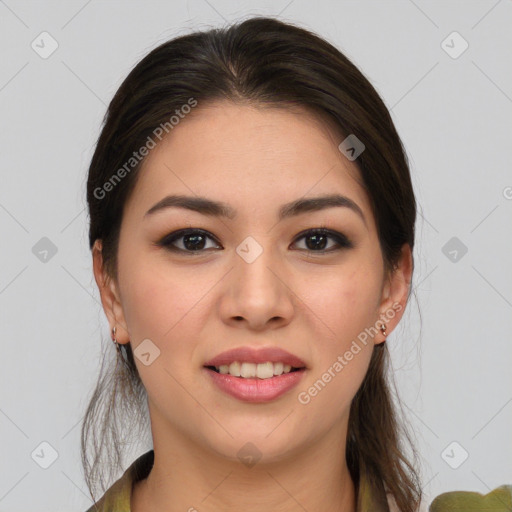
[241,362,258,378]
[226,361,240,376]
[216,361,297,379]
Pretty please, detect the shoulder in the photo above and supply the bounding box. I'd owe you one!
[386,492,430,512]
[83,475,129,512]
[83,450,154,512]
[428,485,512,512]
[385,485,512,512]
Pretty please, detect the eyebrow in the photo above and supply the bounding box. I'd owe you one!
[144,193,366,226]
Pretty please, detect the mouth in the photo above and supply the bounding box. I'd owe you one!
[203,346,307,377]
[203,363,307,402]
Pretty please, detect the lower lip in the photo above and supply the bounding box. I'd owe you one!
[204,367,306,403]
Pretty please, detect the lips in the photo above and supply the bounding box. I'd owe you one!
[203,346,307,369]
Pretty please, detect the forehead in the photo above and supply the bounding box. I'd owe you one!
[125,101,374,226]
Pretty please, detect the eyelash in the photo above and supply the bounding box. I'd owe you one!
[156,226,353,255]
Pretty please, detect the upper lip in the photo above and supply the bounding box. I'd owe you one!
[204,346,307,369]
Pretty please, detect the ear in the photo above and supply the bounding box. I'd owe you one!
[375,243,413,344]
[92,239,130,345]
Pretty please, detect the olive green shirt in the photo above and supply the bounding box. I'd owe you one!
[85,450,512,512]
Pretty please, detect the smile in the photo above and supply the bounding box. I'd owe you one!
[206,361,304,379]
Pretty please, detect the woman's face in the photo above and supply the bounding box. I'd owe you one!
[94,101,411,464]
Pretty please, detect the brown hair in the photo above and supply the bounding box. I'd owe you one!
[83,15,422,510]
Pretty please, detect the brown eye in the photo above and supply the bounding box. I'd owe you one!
[156,227,353,255]
[158,229,221,253]
[292,228,353,253]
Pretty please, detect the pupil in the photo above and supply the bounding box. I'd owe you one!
[306,234,327,250]
[184,234,205,250]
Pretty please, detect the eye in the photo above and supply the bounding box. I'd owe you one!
[291,228,353,253]
[157,228,221,253]
[157,227,353,255]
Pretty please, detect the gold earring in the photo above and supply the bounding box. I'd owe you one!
[112,326,123,357]
[380,324,387,338]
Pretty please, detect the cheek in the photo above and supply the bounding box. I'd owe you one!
[292,261,380,408]
[297,261,382,345]
[296,271,377,420]
[118,258,210,396]
[117,250,202,343]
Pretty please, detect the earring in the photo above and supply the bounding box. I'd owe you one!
[112,326,123,357]
[380,323,387,338]
[112,326,132,371]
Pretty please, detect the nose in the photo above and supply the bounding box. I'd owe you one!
[218,243,295,331]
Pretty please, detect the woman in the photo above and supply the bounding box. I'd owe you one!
[81,15,510,512]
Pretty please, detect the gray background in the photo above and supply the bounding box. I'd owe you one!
[1,0,511,510]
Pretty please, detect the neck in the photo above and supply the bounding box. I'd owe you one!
[132,428,357,512]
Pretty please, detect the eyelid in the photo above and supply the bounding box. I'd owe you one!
[156,228,221,251]
[292,227,353,250]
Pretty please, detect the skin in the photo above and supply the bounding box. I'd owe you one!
[93,101,413,512]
